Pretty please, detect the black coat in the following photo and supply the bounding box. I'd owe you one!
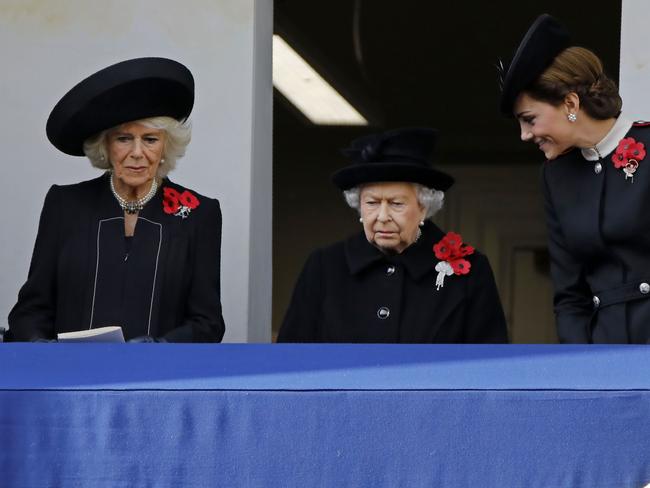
[8,174,225,342]
[277,221,508,343]
[543,121,650,343]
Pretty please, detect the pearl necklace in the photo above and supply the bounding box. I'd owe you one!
[109,173,158,214]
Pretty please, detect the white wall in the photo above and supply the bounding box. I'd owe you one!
[0,0,273,342]
[620,0,650,119]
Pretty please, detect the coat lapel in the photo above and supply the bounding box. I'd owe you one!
[398,222,465,341]
[344,231,384,274]
[82,174,123,328]
[136,178,182,334]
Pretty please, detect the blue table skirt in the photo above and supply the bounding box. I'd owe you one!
[1,344,650,487]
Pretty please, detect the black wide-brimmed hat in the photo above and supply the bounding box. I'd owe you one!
[46,57,194,156]
[499,14,570,116]
[332,127,454,191]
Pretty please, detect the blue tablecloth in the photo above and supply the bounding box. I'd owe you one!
[1,344,649,487]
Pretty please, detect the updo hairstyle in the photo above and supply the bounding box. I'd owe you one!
[526,46,622,120]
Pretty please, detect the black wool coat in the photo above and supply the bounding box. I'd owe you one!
[277,221,508,343]
[8,174,225,342]
[543,121,650,343]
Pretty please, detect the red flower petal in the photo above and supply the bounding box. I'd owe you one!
[162,187,181,214]
[618,138,635,151]
[630,142,646,161]
[163,187,180,199]
[613,138,646,169]
[434,232,474,264]
[179,190,200,209]
[163,201,179,214]
[459,244,475,257]
[433,242,452,261]
[450,258,471,275]
[443,232,463,251]
[612,150,628,169]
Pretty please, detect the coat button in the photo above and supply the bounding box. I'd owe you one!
[640,283,650,294]
[377,307,390,319]
[593,296,600,308]
[386,265,396,276]
[594,162,602,174]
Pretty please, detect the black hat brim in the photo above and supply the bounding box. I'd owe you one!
[332,162,454,191]
[500,14,570,116]
[46,57,194,156]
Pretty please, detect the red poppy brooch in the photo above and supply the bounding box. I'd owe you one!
[612,137,646,182]
[433,232,474,290]
[163,187,200,219]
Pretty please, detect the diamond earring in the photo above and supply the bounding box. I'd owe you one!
[568,113,577,123]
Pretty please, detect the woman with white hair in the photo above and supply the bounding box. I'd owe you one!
[8,57,225,342]
[278,128,507,343]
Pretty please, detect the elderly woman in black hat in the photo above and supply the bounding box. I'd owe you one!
[7,57,225,342]
[501,14,650,343]
[278,128,507,343]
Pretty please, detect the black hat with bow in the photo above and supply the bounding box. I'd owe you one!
[46,57,194,156]
[331,127,454,191]
[499,14,571,116]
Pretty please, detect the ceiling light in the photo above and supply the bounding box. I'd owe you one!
[272,34,368,126]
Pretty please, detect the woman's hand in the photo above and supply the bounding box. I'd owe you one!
[127,335,167,343]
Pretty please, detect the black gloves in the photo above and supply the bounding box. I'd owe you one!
[127,335,167,343]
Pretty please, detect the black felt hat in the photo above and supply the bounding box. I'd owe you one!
[332,127,454,191]
[499,14,570,116]
[46,57,194,156]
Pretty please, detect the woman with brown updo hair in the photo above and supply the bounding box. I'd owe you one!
[501,14,650,343]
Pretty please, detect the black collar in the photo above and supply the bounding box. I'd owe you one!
[344,221,445,280]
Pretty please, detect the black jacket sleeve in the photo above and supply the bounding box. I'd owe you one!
[277,250,323,343]
[542,166,592,343]
[163,197,226,343]
[463,252,509,343]
[8,186,61,340]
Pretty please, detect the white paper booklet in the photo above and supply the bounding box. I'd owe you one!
[57,326,125,343]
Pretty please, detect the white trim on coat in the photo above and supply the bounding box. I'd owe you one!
[89,217,163,336]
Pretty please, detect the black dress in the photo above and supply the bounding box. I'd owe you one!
[278,221,508,343]
[8,173,225,342]
[543,116,650,343]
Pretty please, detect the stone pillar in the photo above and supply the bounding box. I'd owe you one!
[620,0,650,119]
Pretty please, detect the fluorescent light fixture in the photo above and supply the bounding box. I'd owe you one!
[273,34,368,126]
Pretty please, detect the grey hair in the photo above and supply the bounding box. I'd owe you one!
[82,116,192,178]
[343,183,445,219]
